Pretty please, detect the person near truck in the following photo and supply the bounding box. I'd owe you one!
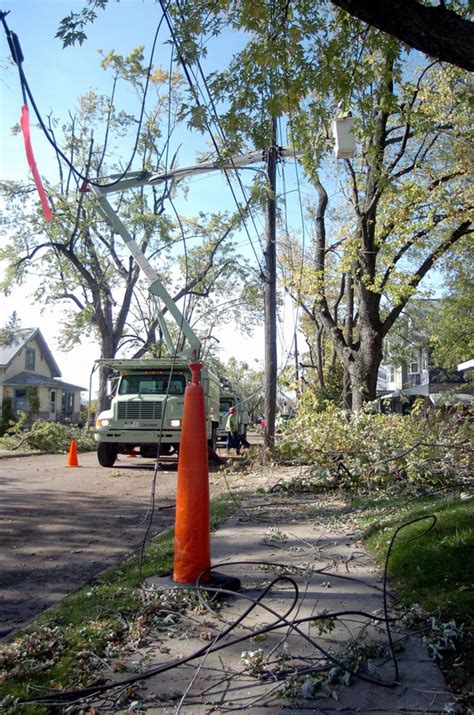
[225,406,240,455]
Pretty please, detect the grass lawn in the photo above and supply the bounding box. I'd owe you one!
[354,492,473,703]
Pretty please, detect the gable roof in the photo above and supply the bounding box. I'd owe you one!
[0,328,61,377]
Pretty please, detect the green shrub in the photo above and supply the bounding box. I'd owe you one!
[0,397,15,436]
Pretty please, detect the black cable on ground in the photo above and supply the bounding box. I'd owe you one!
[382,514,437,683]
[20,562,383,703]
[19,513,437,707]
[20,574,300,705]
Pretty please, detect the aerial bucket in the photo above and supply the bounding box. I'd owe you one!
[333,115,356,159]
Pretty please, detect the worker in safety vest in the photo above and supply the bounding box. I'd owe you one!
[225,406,240,455]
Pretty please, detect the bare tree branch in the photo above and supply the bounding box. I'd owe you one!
[382,220,473,336]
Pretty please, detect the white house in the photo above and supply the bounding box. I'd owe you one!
[379,303,473,412]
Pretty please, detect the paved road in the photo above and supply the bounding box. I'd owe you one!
[0,432,262,636]
[0,451,186,634]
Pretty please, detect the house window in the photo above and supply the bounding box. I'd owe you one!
[389,366,395,382]
[50,390,56,416]
[25,348,36,371]
[409,360,419,374]
[62,392,74,416]
[14,389,28,415]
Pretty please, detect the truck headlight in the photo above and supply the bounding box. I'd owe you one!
[96,418,110,427]
[170,419,181,427]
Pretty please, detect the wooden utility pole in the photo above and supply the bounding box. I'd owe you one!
[264,117,278,450]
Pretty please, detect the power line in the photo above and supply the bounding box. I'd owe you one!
[173,0,266,255]
[158,0,266,276]
[0,9,166,190]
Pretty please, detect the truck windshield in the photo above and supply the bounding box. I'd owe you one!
[220,399,233,412]
[118,373,187,396]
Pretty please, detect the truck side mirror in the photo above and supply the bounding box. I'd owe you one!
[106,377,118,398]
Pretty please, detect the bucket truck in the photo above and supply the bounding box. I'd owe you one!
[94,356,220,466]
[86,168,227,467]
[87,150,296,466]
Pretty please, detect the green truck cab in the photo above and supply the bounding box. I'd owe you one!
[94,358,220,467]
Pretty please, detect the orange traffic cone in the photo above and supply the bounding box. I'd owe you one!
[66,439,79,468]
[173,362,211,584]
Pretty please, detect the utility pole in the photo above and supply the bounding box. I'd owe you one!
[264,117,278,450]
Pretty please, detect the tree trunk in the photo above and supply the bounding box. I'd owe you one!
[343,367,352,410]
[315,324,325,389]
[343,272,354,409]
[293,328,300,391]
[97,330,116,413]
[347,324,383,411]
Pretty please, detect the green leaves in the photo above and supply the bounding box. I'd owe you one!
[56,0,109,47]
[429,241,474,371]
[277,398,473,493]
[100,46,149,85]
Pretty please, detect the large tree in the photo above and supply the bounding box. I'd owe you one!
[0,48,260,410]
[284,55,472,409]
[168,2,472,409]
[57,0,474,72]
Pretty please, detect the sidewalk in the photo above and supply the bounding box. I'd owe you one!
[115,472,455,714]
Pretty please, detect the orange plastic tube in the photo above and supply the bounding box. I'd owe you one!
[173,362,211,584]
[20,105,53,222]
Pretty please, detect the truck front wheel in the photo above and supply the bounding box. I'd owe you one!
[97,443,118,467]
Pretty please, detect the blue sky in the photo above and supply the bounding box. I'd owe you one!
[0,1,303,392]
[0,0,240,178]
[0,3,449,396]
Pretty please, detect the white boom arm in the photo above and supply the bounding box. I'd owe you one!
[95,148,295,197]
[90,183,200,359]
[86,147,297,359]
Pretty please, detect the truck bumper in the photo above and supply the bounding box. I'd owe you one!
[94,429,181,444]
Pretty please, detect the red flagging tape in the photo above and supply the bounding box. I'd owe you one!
[20,105,53,221]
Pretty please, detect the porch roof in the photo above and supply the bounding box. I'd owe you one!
[2,371,86,392]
